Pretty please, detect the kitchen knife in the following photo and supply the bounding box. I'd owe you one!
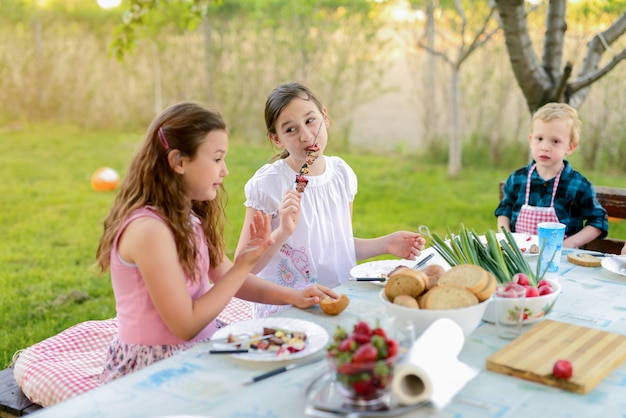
[242,355,324,385]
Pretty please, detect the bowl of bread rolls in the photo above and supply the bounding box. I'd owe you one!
[379,264,494,337]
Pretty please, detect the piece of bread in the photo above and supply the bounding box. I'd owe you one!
[474,272,497,302]
[422,284,479,310]
[437,264,489,294]
[384,267,428,301]
[393,294,419,309]
[416,292,429,309]
[567,253,602,267]
[420,264,446,289]
[320,294,350,315]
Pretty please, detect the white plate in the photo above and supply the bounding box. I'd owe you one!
[349,251,451,286]
[349,259,415,285]
[210,317,328,362]
[601,255,626,277]
[479,233,539,257]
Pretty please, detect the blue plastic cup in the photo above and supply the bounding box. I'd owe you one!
[537,222,566,273]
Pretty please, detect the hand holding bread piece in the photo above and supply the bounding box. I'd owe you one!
[319,293,350,315]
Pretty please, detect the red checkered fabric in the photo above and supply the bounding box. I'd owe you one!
[216,297,253,327]
[13,318,118,407]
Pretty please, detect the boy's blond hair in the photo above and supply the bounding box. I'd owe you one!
[532,102,582,146]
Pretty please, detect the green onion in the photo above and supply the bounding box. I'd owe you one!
[425,225,548,285]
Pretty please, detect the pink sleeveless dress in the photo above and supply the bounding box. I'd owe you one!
[100,206,216,383]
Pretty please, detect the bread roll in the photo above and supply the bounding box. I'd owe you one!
[438,264,489,294]
[384,267,428,302]
[393,294,419,309]
[423,285,479,310]
[420,264,445,289]
[319,294,350,315]
[567,253,602,267]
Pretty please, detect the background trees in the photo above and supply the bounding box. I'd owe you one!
[0,0,624,172]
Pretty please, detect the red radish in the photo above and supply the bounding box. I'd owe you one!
[513,273,530,286]
[537,279,552,288]
[538,285,553,296]
[553,359,573,379]
[525,285,540,298]
[505,281,525,293]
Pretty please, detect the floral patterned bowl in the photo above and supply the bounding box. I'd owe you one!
[482,278,561,324]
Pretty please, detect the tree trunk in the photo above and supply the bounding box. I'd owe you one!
[424,0,436,143]
[494,1,626,114]
[202,17,214,104]
[151,42,162,116]
[448,66,461,177]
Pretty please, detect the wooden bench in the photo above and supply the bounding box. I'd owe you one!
[0,368,42,417]
[499,183,626,254]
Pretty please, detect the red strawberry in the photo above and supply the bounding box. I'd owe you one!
[386,338,398,358]
[352,343,378,363]
[339,337,355,352]
[354,321,372,336]
[553,359,573,379]
[352,379,375,396]
[373,328,387,339]
[353,332,371,344]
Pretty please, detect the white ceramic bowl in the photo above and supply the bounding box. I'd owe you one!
[482,279,561,324]
[378,289,490,337]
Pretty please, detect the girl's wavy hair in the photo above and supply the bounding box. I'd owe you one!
[96,102,228,281]
[264,82,324,162]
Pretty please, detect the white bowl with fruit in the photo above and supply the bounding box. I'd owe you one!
[482,274,561,324]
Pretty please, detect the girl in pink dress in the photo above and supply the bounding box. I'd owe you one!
[95,102,336,382]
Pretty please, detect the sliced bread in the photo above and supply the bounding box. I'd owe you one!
[474,272,497,302]
[384,267,427,301]
[567,253,602,267]
[437,264,489,294]
[422,284,479,310]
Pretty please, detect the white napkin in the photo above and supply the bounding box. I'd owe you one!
[391,318,478,409]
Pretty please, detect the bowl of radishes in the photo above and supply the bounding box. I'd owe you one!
[482,274,561,324]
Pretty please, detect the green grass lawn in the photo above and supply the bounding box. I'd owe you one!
[1,125,624,369]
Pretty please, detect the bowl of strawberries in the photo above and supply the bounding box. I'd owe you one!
[326,321,398,409]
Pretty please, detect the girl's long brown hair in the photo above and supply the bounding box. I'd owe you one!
[96,102,227,281]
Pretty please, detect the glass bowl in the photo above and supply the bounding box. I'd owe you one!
[327,353,397,409]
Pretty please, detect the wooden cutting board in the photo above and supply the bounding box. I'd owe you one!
[486,319,626,394]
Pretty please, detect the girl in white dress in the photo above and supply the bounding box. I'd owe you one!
[235,82,426,318]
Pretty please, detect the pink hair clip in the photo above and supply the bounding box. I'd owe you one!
[158,127,170,151]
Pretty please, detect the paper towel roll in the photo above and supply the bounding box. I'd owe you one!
[391,318,477,408]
